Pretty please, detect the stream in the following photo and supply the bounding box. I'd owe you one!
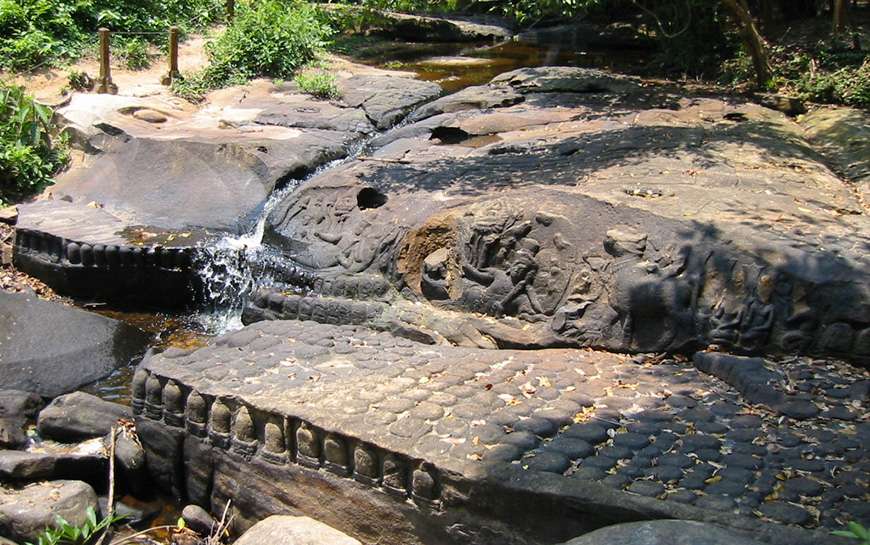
[56,31,657,542]
[82,33,652,403]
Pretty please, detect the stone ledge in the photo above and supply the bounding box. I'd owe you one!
[13,227,195,307]
[134,321,866,544]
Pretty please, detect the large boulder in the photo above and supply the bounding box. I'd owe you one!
[378,11,513,42]
[0,481,98,543]
[253,67,870,363]
[0,292,149,397]
[0,441,107,484]
[562,520,765,545]
[233,516,361,545]
[14,67,441,307]
[37,392,130,442]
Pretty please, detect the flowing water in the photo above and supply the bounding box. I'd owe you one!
[190,140,369,334]
[87,32,654,400]
[64,29,660,540]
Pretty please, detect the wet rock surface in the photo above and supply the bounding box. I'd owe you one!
[0,291,149,397]
[252,68,869,362]
[13,66,440,306]
[136,320,865,544]
[0,480,98,543]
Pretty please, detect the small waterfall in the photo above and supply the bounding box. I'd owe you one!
[191,142,368,335]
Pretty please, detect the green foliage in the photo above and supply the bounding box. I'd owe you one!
[25,506,126,545]
[644,0,737,79]
[67,69,93,91]
[115,37,150,70]
[344,0,596,23]
[833,521,870,545]
[205,0,332,82]
[172,0,332,101]
[0,84,67,205]
[723,37,870,107]
[0,0,223,71]
[294,69,340,99]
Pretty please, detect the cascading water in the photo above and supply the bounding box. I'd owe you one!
[190,141,369,334]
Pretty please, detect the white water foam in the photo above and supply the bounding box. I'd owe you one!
[191,143,368,335]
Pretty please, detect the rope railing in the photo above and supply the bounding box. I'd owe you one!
[0,0,235,92]
[95,0,236,94]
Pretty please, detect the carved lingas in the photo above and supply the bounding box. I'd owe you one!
[136,366,444,508]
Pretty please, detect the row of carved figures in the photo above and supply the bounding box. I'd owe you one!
[131,368,442,507]
[15,228,193,270]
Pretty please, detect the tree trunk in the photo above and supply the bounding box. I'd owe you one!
[833,0,847,33]
[722,0,772,87]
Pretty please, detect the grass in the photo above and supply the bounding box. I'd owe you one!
[294,69,340,99]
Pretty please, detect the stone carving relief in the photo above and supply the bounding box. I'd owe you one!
[131,369,445,509]
[259,180,869,361]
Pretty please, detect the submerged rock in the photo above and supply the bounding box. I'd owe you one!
[0,480,98,543]
[0,292,149,397]
[37,392,130,442]
[253,66,869,363]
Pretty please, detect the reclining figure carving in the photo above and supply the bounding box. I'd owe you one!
[253,177,869,363]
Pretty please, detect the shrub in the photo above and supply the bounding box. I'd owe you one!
[723,38,870,108]
[116,37,151,70]
[294,70,340,99]
[0,84,67,205]
[0,0,223,71]
[67,69,93,92]
[173,0,332,101]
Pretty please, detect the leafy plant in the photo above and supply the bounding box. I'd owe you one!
[67,69,93,92]
[25,506,127,545]
[0,0,224,71]
[116,37,150,70]
[172,0,332,101]
[294,69,340,99]
[723,38,870,107]
[833,521,870,545]
[0,84,67,205]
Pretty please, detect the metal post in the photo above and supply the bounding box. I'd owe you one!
[162,26,180,85]
[226,0,235,21]
[96,28,117,94]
